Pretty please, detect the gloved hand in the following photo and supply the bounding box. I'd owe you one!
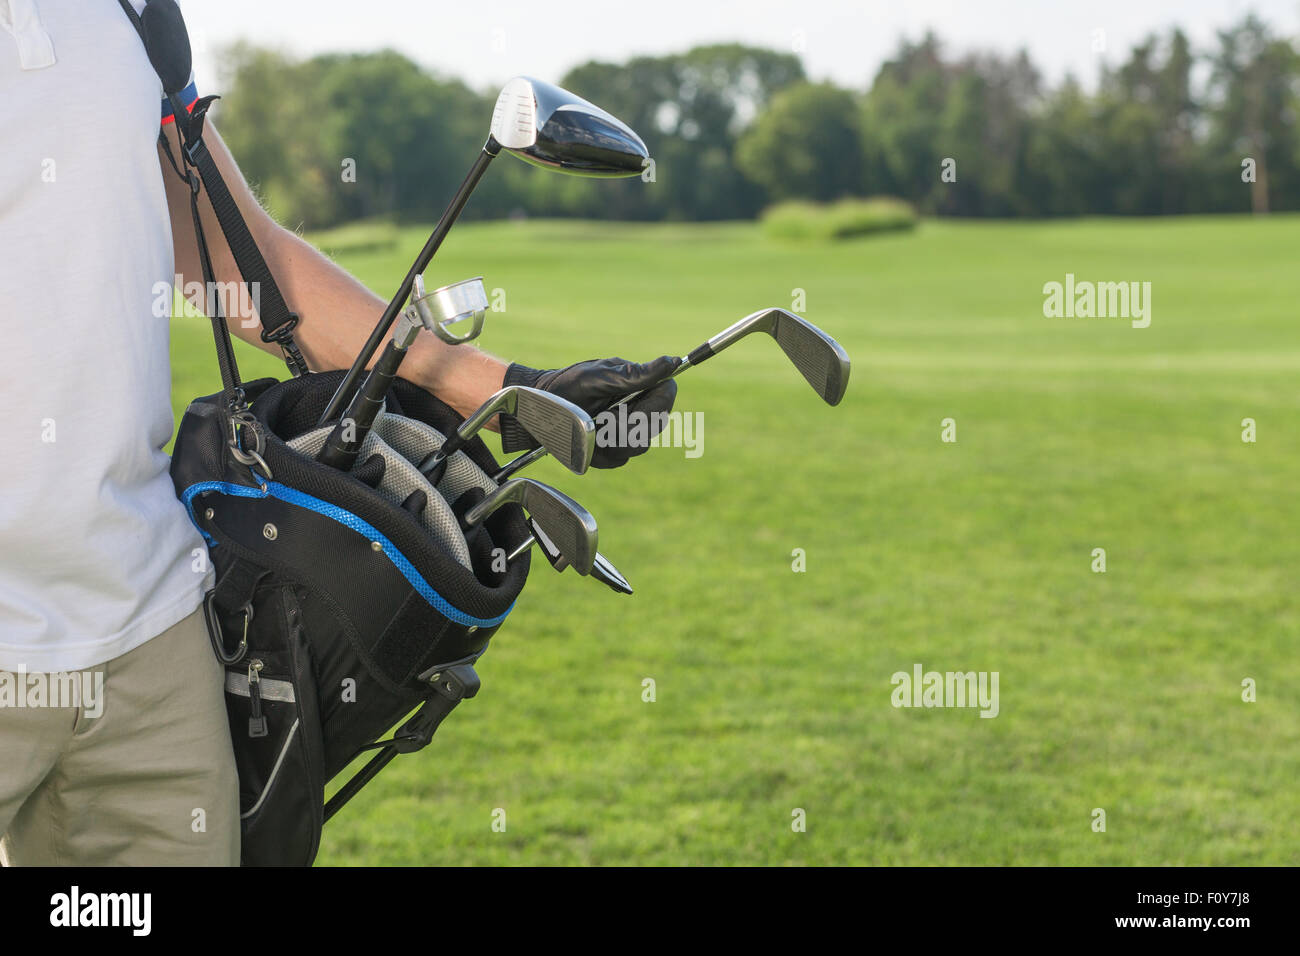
[500,356,681,468]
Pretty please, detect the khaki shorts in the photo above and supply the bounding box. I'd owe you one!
[0,606,239,866]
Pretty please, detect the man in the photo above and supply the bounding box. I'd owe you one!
[0,0,676,865]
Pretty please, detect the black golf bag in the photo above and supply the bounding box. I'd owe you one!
[121,0,530,864]
[171,373,531,866]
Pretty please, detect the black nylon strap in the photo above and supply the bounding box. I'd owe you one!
[118,0,309,383]
[188,167,243,395]
[185,135,310,377]
[154,112,242,396]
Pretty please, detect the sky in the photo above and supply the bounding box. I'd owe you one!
[183,0,1300,95]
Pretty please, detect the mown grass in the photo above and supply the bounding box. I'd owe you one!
[170,214,1300,865]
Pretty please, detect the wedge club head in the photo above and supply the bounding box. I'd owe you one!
[464,478,598,575]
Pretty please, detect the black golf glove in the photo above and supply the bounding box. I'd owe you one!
[500,356,681,468]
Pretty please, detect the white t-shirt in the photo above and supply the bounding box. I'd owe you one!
[0,0,212,671]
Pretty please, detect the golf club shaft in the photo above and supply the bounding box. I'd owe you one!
[508,536,632,593]
[492,355,695,482]
[415,390,498,479]
[318,139,501,426]
[317,335,410,470]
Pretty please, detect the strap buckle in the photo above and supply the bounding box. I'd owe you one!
[180,95,221,162]
[259,312,300,346]
[260,313,310,378]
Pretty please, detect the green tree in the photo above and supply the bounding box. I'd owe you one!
[859,34,949,209]
[562,44,806,220]
[735,83,865,201]
[935,51,1040,216]
[1206,15,1300,213]
[214,43,340,227]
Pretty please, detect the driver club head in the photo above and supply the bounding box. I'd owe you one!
[466,479,598,575]
[490,76,648,179]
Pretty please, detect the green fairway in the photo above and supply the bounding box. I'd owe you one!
[169,215,1300,865]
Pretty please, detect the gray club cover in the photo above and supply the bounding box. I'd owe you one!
[287,425,474,569]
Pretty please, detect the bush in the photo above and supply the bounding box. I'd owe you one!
[761,197,918,240]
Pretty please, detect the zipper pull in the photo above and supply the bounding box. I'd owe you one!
[248,659,268,738]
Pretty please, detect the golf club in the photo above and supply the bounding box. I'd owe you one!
[462,478,598,576]
[508,518,634,594]
[493,308,852,481]
[417,386,595,485]
[318,77,649,426]
[317,293,445,471]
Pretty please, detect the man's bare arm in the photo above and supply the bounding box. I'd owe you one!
[160,120,505,421]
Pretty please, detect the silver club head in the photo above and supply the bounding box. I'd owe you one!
[466,479,598,575]
[458,386,595,475]
[490,76,648,179]
[410,275,488,345]
[704,308,851,406]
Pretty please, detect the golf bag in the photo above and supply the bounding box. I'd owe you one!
[172,374,530,866]
[122,0,531,865]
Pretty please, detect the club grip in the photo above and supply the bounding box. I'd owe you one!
[685,342,715,367]
[317,341,404,470]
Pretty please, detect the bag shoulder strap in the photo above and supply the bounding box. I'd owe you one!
[118,0,310,387]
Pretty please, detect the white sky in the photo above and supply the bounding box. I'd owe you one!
[183,0,1300,95]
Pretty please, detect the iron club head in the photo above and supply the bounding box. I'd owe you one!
[691,308,851,406]
[419,386,595,484]
[465,479,598,575]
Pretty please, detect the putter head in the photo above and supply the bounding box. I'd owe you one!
[470,479,597,575]
[709,308,851,406]
[502,387,596,476]
[490,76,648,178]
[411,275,488,345]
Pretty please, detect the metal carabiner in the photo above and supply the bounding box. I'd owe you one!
[228,409,273,482]
[204,592,253,665]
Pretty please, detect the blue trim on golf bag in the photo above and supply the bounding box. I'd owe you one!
[181,480,516,629]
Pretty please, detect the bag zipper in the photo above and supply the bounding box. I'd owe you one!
[248,659,268,738]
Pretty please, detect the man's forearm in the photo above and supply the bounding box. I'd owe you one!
[164,122,506,421]
[255,223,507,418]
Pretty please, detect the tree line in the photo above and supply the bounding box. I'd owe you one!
[212,14,1298,229]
